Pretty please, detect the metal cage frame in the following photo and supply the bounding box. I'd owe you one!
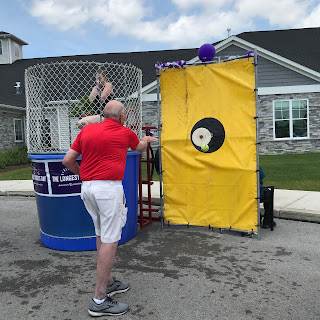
[25,60,142,154]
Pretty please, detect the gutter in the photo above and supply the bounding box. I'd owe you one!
[0,104,25,112]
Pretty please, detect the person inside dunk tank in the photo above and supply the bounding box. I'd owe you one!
[78,71,114,129]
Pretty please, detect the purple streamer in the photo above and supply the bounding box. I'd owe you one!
[155,60,186,71]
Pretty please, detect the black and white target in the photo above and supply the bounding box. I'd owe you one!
[191,118,225,153]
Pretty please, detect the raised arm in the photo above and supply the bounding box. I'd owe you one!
[89,85,99,103]
[101,82,113,102]
[77,115,101,129]
[135,136,158,152]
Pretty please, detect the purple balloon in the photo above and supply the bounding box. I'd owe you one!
[244,50,258,61]
[198,44,216,62]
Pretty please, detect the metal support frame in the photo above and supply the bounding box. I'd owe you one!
[254,49,261,239]
[156,71,165,229]
[156,55,260,236]
[137,125,160,229]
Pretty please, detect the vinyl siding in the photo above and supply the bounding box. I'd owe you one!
[218,45,319,87]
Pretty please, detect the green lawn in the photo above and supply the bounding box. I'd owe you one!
[0,162,158,182]
[0,167,32,180]
[259,152,320,191]
[0,153,319,191]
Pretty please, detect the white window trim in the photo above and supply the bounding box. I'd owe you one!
[14,118,23,142]
[273,99,309,140]
[258,84,320,95]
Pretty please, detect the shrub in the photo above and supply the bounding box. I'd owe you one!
[0,145,30,169]
[70,95,91,118]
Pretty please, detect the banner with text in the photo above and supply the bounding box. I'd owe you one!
[31,160,82,195]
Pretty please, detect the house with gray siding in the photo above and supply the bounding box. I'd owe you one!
[0,32,28,151]
[1,28,320,154]
[142,28,320,154]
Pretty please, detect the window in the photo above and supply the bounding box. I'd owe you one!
[14,43,19,57]
[273,99,309,139]
[14,119,23,142]
[0,40,2,55]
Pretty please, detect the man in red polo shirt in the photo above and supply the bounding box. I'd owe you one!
[62,100,157,316]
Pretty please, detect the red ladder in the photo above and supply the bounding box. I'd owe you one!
[138,125,160,229]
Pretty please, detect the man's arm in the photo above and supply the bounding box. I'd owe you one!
[77,115,101,129]
[62,149,81,175]
[135,136,158,152]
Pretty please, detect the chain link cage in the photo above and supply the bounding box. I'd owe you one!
[25,61,142,154]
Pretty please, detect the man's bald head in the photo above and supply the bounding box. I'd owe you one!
[103,100,125,120]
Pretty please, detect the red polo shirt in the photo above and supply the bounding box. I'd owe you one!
[71,118,140,181]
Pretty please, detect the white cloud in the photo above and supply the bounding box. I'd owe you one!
[27,0,320,48]
[29,0,90,31]
[157,12,248,46]
[300,3,320,28]
[91,0,148,28]
[171,0,233,11]
[235,0,313,27]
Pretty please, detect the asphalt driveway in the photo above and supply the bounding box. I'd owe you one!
[0,196,319,320]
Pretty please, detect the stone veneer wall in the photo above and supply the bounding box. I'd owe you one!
[142,92,320,155]
[0,109,25,150]
[258,92,320,154]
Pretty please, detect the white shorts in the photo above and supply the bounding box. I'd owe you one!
[81,180,127,243]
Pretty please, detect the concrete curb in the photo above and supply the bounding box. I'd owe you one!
[1,180,319,224]
[275,209,320,223]
[0,191,35,197]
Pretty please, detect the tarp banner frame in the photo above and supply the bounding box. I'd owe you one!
[159,57,258,233]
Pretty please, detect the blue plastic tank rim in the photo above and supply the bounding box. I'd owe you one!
[29,154,73,160]
[29,150,140,160]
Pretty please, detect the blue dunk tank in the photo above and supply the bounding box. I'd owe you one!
[29,152,140,251]
[25,60,143,251]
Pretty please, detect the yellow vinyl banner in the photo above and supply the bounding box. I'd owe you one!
[160,58,257,232]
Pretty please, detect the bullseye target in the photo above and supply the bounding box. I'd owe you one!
[191,118,225,153]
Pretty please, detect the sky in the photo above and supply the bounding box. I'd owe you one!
[1,0,320,59]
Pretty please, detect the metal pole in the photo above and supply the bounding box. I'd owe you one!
[40,65,46,153]
[66,62,72,148]
[254,48,261,239]
[156,70,164,229]
[97,65,102,121]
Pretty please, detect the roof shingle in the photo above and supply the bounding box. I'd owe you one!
[237,27,320,72]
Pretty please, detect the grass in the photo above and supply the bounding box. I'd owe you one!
[0,153,319,191]
[142,162,159,181]
[0,167,32,180]
[0,162,158,181]
[259,152,320,191]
